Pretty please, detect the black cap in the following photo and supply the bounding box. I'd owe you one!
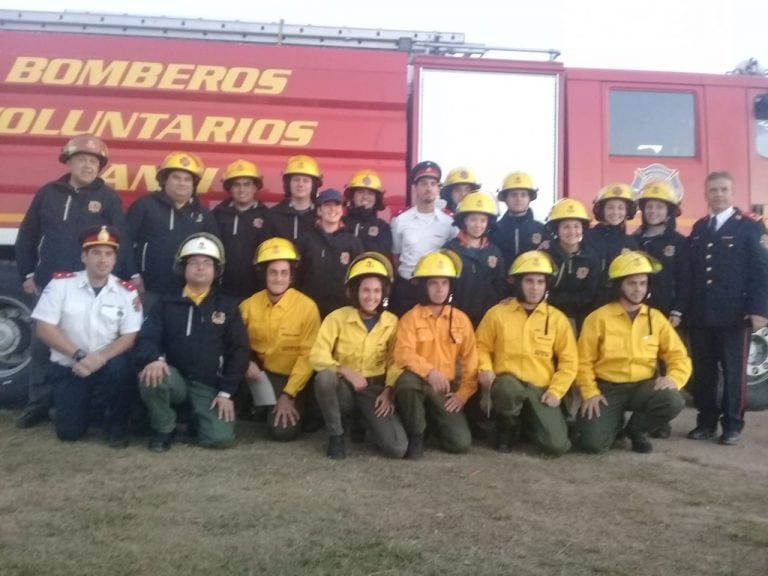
[316,188,344,205]
[410,161,441,184]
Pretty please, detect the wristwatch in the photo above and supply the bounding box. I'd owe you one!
[72,349,87,362]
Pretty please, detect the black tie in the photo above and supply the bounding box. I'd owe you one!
[709,216,717,234]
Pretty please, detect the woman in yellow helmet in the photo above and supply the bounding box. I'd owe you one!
[443,191,507,326]
[343,169,393,254]
[310,252,407,459]
[439,166,481,213]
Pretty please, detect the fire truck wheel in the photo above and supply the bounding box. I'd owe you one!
[746,327,768,411]
[0,261,33,407]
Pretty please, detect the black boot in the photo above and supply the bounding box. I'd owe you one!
[149,431,174,452]
[405,435,424,460]
[627,430,653,454]
[326,434,346,459]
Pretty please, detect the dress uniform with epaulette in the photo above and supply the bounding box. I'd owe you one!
[687,191,768,444]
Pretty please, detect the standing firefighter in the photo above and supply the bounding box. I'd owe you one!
[15,134,135,429]
[239,238,321,441]
[127,151,220,311]
[389,161,456,316]
[212,159,271,300]
[439,166,481,213]
[575,251,691,454]
[135,233,249,451]
[476,251,577,455]
[489,171,549,266]
[686,171,768,445]
[310,252,407,460]
[443,191,507,327]
[343,169,393,254]
[544,198,602,331]
[394,250,478,458]
[267,154,322,242]
[30,226,142,447]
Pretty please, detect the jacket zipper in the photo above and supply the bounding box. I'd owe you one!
[233,214,239,236]
[62,195,72,221]
[141,243,148,272]
[169,209,175,230]
[186,306,193,337]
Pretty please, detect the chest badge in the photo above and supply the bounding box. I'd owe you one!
[576,266,589,279]
[87,200,102,213]
[211,311,226,324]
[340,251,351,265]
[487,255,498,269]
[253,218,264,229]
[368,226,379,237]
[663,245,675,257]
[531,233,542,245]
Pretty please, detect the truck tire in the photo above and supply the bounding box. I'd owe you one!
[746,327,768,411]
[0,261,33,407]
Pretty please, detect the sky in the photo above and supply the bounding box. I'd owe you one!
[3,0,767,74]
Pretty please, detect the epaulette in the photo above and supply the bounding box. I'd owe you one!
[51,271,76,279]
[442,208,455,217]
[118,279,137,292]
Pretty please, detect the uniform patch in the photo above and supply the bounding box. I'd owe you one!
[211,311,226,324]
[487,255,498,269]
[87,200,102,213]
[576,266,589,279]
[531,233,542,245]
[119,279,137,292]
[52,271,76,279]
[340,251,351,265]
[761,234,768,249]
[368,226,379,237]
[253,218,264,229]
[663,245,675,257]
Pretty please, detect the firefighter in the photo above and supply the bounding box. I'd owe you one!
[310,252,407,459]
[15,134,136,429]
[489,171,549,266]
[686,171,768,445]
[394,250,478,458]
[295,188,364,318]
[475,251,577,455]
[390,161,456,316]
[544,198,602,331]
[343,169,393,254]
[239,238,321,441]
[126,151,219,312]
[575,251,691,454]
[135,233,249,451]
[586,183,639,305]
[212,159,271,301]
[267,154,322,242]
[30,225,142,447]
[439,166,481,213]
[443,191,507,327]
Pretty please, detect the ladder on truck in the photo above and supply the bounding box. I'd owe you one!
[0,9,560,60]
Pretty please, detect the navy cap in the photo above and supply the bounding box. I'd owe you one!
[316,188,344,205]
[410,161,441,184]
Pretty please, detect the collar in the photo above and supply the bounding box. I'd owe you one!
[457,231,488,248]
[606,301,649,317]
[415,303,452,320]
[710,206,735,230]
[183,285,211,306]
[77,271,117,293]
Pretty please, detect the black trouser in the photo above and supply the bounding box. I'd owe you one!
[689,325,750,433]
[20,323,53,417]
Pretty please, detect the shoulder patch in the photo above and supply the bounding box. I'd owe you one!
[119,279,137,292]
[51,271,76,279]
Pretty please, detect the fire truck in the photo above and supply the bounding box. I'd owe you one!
[1,10,768,408]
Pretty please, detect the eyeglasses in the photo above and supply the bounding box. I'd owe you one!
[186,258,215,268]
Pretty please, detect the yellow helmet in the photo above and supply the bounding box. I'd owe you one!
[59,134,109,169]
[455,192,497,217]
[412,250,463,279]
[444,167,481,190]
[254,238,300,265]
[593,183,638,220]
[345,252,394,284]
[498,171,538,202]
[509,251,557,277]
[222,159,263,191]
[174,233,225,277]
[637,181,682,217]
[157,151,205,185]
[608,251,662,281]
[344,169,385,211]
[283,154,323,183]
[547,198,590,225]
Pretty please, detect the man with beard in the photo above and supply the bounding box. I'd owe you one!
[575,251,691,454]
[342,169,392,254]
[239,238,321,441]
[475,251,577,455]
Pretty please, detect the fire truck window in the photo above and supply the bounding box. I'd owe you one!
[758,121,768,158]
[609,91,695,157]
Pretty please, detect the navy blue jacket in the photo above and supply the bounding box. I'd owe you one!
[266,200,316,243]
[489,209,548,266]
[546,242,602,327]
[634,227,691,318]
[687,210,768,327]
[586,223,639,307]
[134,287,249,395]
[16,175,135,287]
[127,191,220,295]
[344,207,393,255]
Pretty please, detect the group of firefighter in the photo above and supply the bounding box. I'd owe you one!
[13,133,768,459]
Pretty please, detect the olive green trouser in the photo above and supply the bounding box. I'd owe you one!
[491,374,571,456]
[314,369,407,458]
[140,366,235,448]
[259,371,303,442]
[575,379,685,454]
[394,370,472,454]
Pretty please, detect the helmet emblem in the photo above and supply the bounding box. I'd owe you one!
[180,156,191,167]
[460,170,469,179]
[197,240,206,249]
[612,186,623,196]
[362,176,372,186]
[85,139,98,150]
[97,227,110,242]
[365,260,374,269]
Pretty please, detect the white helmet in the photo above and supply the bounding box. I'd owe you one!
[174,233,225,277]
